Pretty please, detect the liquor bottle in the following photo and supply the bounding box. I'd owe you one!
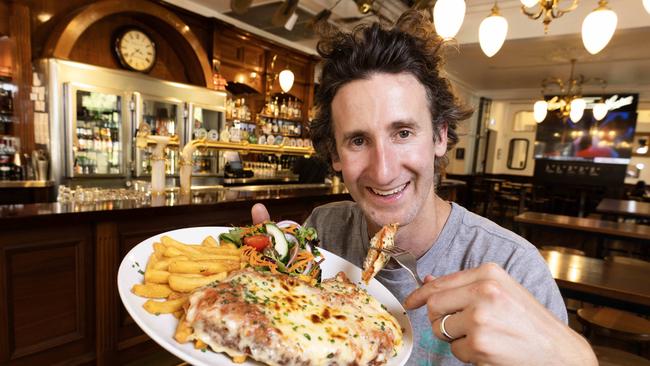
[280,99,287,118]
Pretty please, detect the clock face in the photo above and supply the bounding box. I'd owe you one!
[115,29,156,72]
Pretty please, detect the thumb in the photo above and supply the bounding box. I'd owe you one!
[251,203,271,224]
[424,275,436,283]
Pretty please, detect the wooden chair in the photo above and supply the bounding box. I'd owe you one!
[541,246,586,256]
[592,345,650,366]
[577,306,650,359]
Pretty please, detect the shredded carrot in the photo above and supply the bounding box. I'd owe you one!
[282,225,300,235]
[239,223,265,237]
[287,251,315,272]
[241,246,279,274]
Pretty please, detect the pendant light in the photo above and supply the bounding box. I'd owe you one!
[569,98,586,122]
[479,3,508,58]
[644,0,650,14]
[533,100,548,123]
[520,0,539,8]
[581,0,617,55]
[433,0,466,40]
[592,102,608,121]
[279,69,295,93]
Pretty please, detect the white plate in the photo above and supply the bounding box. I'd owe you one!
[117,226,413,366]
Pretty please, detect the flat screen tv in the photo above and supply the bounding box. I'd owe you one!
[533,94,638,165]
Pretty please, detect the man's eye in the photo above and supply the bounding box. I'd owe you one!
[351,137,365,146]
[398,130,411,138]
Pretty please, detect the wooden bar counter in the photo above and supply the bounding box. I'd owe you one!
[0,184,350,365]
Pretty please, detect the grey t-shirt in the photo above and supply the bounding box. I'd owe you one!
[304,201,567,366]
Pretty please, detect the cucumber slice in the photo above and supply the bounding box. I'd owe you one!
[266,223,289,260]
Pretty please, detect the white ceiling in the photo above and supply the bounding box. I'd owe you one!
[168,0,650,98]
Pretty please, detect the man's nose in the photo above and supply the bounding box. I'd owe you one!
[367,140,398,185]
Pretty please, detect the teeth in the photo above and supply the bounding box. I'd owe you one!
[371,184,407,196]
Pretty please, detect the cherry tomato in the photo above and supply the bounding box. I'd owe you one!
[243,234,271,251]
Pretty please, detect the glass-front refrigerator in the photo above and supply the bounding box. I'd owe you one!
[64,83,125,177]
[187,102,225,176]
[133,93,184,177]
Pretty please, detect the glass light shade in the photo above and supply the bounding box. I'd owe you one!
[644,0,650,14]
[479,13,508,57]
[433,0,466,40]
[636,163,646,170]
[278,69,294,93]
[284,12,299,31]
[570,98,586,122]
[533,100,548,123]
[592,102,608,121]
[520,0,539,7]
[582,6,617,55]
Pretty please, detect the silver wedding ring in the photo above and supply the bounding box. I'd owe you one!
[440,313,456,341]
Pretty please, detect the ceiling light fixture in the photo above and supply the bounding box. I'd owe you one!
[433,0,466,40]
[479,3,508,57]
[272,0,300,28]
[637,139,649,155]
[279,69,295,93]
[644,0,650,14]
[520,0,578,33]
[581,0,617,55]
[533,59,607,123]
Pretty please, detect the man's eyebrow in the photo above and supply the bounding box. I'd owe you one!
[341,119,420,140]
[342,129,368,141]
[390,119,419,129]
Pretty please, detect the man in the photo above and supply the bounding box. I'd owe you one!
[253,10,596,366]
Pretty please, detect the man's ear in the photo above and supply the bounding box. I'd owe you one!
[434,124,448,157]
[331,153,342,172]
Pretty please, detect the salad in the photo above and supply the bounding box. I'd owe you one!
[218,220,324,284]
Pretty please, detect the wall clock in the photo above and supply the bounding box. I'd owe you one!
[114,28,156,73]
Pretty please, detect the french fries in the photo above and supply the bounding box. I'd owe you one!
[132,283,173,298]
[130,233,243,357]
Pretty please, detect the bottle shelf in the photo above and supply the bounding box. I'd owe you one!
[257,114,304,123]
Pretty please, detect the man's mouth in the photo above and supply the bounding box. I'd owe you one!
[368,183,409,197]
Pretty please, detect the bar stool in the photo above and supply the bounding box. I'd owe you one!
[577,307,650,358]
[592,346,650,366]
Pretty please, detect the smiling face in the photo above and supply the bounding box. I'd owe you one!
[331,72,447,235]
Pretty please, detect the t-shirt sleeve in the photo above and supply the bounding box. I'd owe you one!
[505,247,568,324]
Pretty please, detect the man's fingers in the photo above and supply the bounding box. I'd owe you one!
[251,203,270,224]
[431,312,464,343]
[404,263,505,309]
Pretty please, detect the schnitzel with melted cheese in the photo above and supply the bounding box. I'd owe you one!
[185,268,402,365]
[362,224,399,284]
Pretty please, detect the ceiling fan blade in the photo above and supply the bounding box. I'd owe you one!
[272,0,300,27]
[230,0,253,15]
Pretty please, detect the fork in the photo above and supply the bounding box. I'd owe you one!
[381,246,424,287]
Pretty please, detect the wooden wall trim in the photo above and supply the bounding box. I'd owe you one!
[9,2,34,153]
[42,0,212,87]
[95,222,119,366]
[0,228,90,364]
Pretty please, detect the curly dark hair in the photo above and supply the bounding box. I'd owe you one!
[310,10,473,175]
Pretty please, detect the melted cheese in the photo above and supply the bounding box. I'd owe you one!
[363,223,398,284]
[186,269,402,365]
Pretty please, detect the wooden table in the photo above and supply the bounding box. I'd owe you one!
[540,250,650,313]
[596,198,650,221]
[515,211,650,257]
